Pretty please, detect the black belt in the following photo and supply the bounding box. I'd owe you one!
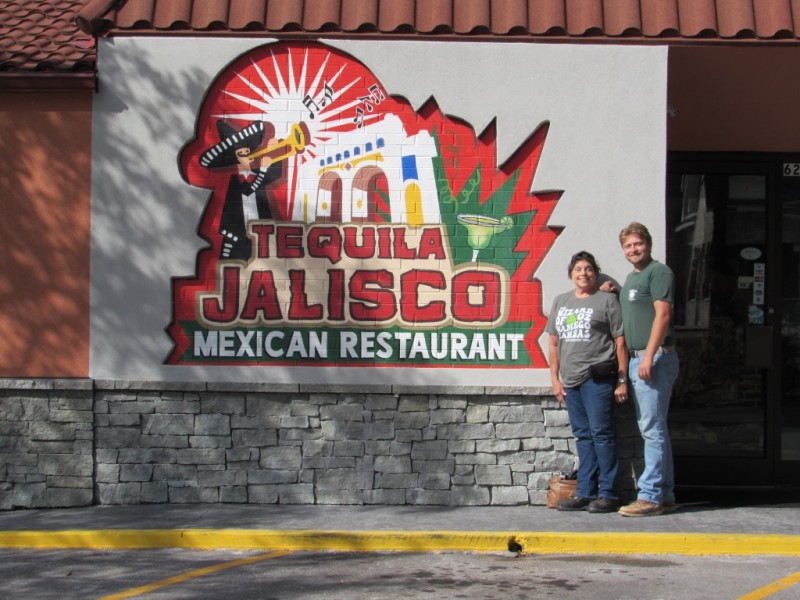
[629,346,675,358]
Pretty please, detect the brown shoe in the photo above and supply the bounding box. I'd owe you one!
[662,500,677,513]
[618,499,664,517]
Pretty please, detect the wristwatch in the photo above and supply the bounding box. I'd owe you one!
[617,377,627,384]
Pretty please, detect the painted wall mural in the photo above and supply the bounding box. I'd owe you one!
[167,41,561,369]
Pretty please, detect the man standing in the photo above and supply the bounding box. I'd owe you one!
[617,222,680,517]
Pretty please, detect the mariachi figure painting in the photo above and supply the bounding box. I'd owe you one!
[167,41,561,368]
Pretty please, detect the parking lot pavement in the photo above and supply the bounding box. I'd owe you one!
[1,496,798,599]
[1,547,798,600]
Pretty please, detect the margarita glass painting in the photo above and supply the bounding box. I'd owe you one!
[457,214,514,261]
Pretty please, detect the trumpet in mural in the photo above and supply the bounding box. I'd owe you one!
[247,122,310,163]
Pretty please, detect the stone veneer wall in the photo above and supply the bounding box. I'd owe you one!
[1,379,642,509]
[0,379,94,509]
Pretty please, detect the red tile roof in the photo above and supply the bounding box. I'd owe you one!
[4,0,800,90]
[0,0,95,90]
[77,0,800,42]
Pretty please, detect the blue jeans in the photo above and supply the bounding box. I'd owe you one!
[629,349,680,504]
[564,377,619,500]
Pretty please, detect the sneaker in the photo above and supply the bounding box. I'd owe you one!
[662,500,678,513]
[557,496,593,511]
[618,499,664,517]
[587,497,621,513]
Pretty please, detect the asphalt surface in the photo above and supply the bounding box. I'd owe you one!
[1,492,799,599]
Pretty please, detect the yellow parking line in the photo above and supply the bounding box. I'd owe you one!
[0,530,798,556]
[738,571,800,600]
[97,550,289,600]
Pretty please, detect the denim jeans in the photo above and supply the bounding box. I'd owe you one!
[564,377,619,500]
[629,349,680,504]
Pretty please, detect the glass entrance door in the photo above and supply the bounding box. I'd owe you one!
[666,168,770,484]
[667,156,800,487]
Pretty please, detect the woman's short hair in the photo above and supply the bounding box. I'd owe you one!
[567,250,600,277]
[618,221,652,246]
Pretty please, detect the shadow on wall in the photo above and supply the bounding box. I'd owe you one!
[89,44,213,378]
[88,42,551,386]
[0,92,91,377]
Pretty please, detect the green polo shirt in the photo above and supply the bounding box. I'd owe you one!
[620,260,675,351]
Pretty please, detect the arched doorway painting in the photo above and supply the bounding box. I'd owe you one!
[316,172,342,222]
[352,166,390,223]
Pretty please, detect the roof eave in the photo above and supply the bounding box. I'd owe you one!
[82,27,800,47]
[0,72,97,93]
[75,0,125,35]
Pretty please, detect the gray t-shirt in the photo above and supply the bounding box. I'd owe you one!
[545,290,624,387]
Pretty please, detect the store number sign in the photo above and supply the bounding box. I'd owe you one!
[783,163,800,176]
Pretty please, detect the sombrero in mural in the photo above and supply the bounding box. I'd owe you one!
[199,120,265,168]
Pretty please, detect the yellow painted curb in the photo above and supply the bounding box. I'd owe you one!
[0,530,798,556]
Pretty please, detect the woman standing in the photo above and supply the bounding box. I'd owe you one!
[546,251,629,513]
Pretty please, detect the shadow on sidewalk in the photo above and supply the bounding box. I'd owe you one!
[676,487,800,508]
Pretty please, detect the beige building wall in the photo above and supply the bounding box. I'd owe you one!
[2,45,795,379]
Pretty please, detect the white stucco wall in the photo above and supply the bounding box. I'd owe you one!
[90,37,667,387]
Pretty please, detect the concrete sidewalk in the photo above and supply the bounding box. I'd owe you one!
[0,495,798,556]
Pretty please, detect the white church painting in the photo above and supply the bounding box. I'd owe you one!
[291,114,440,225]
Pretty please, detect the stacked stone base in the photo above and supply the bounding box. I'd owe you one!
[1,379,642,509]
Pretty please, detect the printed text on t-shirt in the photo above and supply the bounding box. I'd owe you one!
[555,307,593,341]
